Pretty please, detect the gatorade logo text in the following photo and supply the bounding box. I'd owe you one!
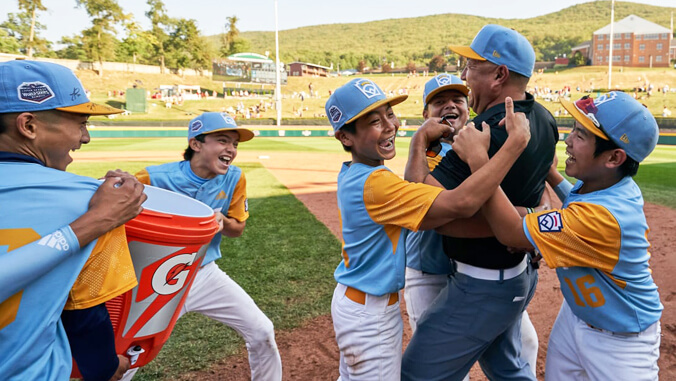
[150,252,197,295]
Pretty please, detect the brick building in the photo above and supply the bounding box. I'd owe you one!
[592,14,672,68]
[288,62,330,77]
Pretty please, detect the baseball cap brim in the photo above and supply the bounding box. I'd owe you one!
[448,45,486,61]
[345,94,408,125]
[57,101,125,115]
[560,98,609,141]
[424,85,469,106]
[199,126,255,142]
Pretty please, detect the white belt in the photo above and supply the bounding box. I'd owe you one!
[454,256,528,281]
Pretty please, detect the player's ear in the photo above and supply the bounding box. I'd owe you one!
[335,130,354,147]
[422,108,429,120]
[15,112,38,140]
[606,148,627,169]
[189,137,202,152]
[495,65,510,84]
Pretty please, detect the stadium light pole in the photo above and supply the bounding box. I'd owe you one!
[608,0,615,90]
[274,0,282,127]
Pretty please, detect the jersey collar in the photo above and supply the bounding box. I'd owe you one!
[0,151,45,166]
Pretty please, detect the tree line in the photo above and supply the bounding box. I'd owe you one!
[0,0,250,76]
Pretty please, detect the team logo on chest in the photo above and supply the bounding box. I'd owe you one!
[17,81,55,104]
[354,79,381,99]
[538,211,563,232]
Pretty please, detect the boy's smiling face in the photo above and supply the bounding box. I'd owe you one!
[338,103,399,166]
[190,130,240,178]
[564,122,608,182]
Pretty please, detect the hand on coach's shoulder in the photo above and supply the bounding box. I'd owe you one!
[70,176,146,247]
[452,121,490,171]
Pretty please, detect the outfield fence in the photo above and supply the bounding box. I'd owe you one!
[88,124,676,145]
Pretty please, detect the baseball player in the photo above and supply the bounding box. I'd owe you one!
[481,92,663,380]
[130,112,282,380]
[325,77,532,380]
[402,25,558,381]
[0,60,146,380]
[403,73,540,378]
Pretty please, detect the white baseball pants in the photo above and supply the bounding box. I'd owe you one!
[332,283,403,381]
[545,301,660,381]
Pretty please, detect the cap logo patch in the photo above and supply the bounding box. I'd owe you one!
[329,105,343,123]
[220,113,236,125]
[620,134,629,143]
[190,120,203,132]
[574,96,602,129]
[354,79,381,99]
[538,211,563,232]
[492,50,501,58]
[17,81,55,104]
[435,74,452,86]
[594,92,617,107]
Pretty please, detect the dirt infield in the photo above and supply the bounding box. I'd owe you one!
[78,150,676,380]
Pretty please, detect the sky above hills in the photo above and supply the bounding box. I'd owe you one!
[1,0,674,44]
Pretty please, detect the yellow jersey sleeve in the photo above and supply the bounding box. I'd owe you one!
[227,172,249,222]
[135,169,151,185]
[64,225,137,310]
[364,169,443,232]
[525,202,621,273]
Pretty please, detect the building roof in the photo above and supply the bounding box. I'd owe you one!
[289,61,331,70]
[572,40,592,50]
[593,14,671,35]
[226,53,273,63]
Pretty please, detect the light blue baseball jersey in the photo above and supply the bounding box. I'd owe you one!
[0,159,116,380]
[136,161,248,266]
[405,142,453,274]
[335,162,443,296]
[524,176,663,332]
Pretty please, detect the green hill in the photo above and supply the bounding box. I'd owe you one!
[207,1,675,69]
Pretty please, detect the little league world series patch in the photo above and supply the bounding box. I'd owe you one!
[538,211,563,232]
[329,105,342,123]
[18,81,55,104]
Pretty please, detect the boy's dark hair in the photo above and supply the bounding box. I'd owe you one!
[183,134,206,160]
[594,135,639,177]
[338,121,356,152]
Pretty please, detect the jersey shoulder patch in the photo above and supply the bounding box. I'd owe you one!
[537,211,563,232]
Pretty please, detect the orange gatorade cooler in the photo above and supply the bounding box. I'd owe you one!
[72,184,219,376]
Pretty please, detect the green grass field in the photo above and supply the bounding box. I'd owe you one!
[67,137,675,379]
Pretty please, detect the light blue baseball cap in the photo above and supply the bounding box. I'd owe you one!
[449,24,535,78]
[325,78,407,132]
[0,60,123,115]
[560,92,658,162]
[423,74,469,107]
[188,112,254,142]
